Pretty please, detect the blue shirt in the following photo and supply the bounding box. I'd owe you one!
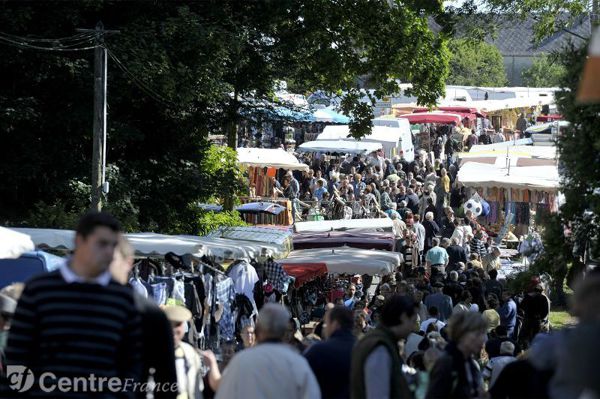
[426,246,448,266]
[315,186,328,201]
[499,298,517,336]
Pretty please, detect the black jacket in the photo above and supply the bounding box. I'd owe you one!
[305,329,356,399]
[426,342,483,399]
[134,294,178,399]
[446,245,467,270]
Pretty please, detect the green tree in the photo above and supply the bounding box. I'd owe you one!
[446,38,507,86]
[522,54,567,87]
[0,1,452,233]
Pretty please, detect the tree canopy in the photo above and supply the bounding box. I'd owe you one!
[521,54,567,88]
[0,1,450,233]
[446,38,507,87]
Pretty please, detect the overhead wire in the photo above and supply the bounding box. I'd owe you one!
[0,32,98,51]
[105,47,176,107]
[0,30,178,107]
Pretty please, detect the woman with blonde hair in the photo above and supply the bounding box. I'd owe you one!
[426,311,488,399]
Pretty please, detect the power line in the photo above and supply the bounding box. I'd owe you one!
[0,32,97,51]
[105,47,176,107]
[0,31,95,43]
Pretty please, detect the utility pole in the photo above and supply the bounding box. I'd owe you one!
[77,22,119,211]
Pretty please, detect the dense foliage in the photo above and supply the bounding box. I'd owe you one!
[446,38,507,86]
[521,54,567,88]
[0,1,450,232]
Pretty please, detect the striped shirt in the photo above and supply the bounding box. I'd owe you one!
[6,269,142,397]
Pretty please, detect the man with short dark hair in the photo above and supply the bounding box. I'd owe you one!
[6,211,143,397]
[485,269,503,300]
[351,295,417,399]
[305,306,356,399]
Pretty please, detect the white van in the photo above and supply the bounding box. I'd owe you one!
[371,118,415,162]
[317,120,415,161]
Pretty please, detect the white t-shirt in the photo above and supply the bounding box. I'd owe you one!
[420,317,446,332]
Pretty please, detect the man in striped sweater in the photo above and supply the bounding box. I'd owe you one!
[5,212,142,397]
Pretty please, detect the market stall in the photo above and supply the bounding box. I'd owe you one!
[237,147,306,225]
[398,112,463,125]
[294,217,394,233]
[283,247,400,275]
[315,124,409,158]
[280,263,328,288]
[9,226,296,353]
[457,159,560,236]
[293,230,396,251]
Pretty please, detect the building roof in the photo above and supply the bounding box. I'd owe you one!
[487,15,591,56]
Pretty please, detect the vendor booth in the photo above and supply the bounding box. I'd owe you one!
[293,230,396,251]
[294,218,394,233]
[237,148,307,226]
[282,247,399,275]
[457,156,560,237]
[315,123,411,159]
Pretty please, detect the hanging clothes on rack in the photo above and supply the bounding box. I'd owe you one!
[215,276,236,342]
[263,258,289,292]
[227,260,260,315]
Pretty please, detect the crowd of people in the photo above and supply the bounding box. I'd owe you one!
[272,144,469,225]
[0,211,597,399]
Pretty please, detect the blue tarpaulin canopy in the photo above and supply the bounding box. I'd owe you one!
[313,108,350,124]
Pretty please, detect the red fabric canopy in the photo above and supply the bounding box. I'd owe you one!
[413,106,485,118]
[281,263,327,287]
[536,114,562,122]
[398,112,463,125]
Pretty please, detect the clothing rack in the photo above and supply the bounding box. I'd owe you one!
[199,261,226,276]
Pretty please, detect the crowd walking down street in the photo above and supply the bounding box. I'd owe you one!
[0,210,597,398]
[3,3,600,399]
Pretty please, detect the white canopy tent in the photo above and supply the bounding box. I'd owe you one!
[9,228,289,260]
[294,218,394,233]
[457,162,559,191]
[316,125,406,158]
[236,147,308,171]
[459,146,557,167]
[298,140,382,155]
[0,227,35,259]
[525,121,570,134]
[283,247,399,275]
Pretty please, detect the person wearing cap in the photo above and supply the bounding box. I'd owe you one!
[216,304,320,399]
[424,281,453,322]
[164,305,221,399]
